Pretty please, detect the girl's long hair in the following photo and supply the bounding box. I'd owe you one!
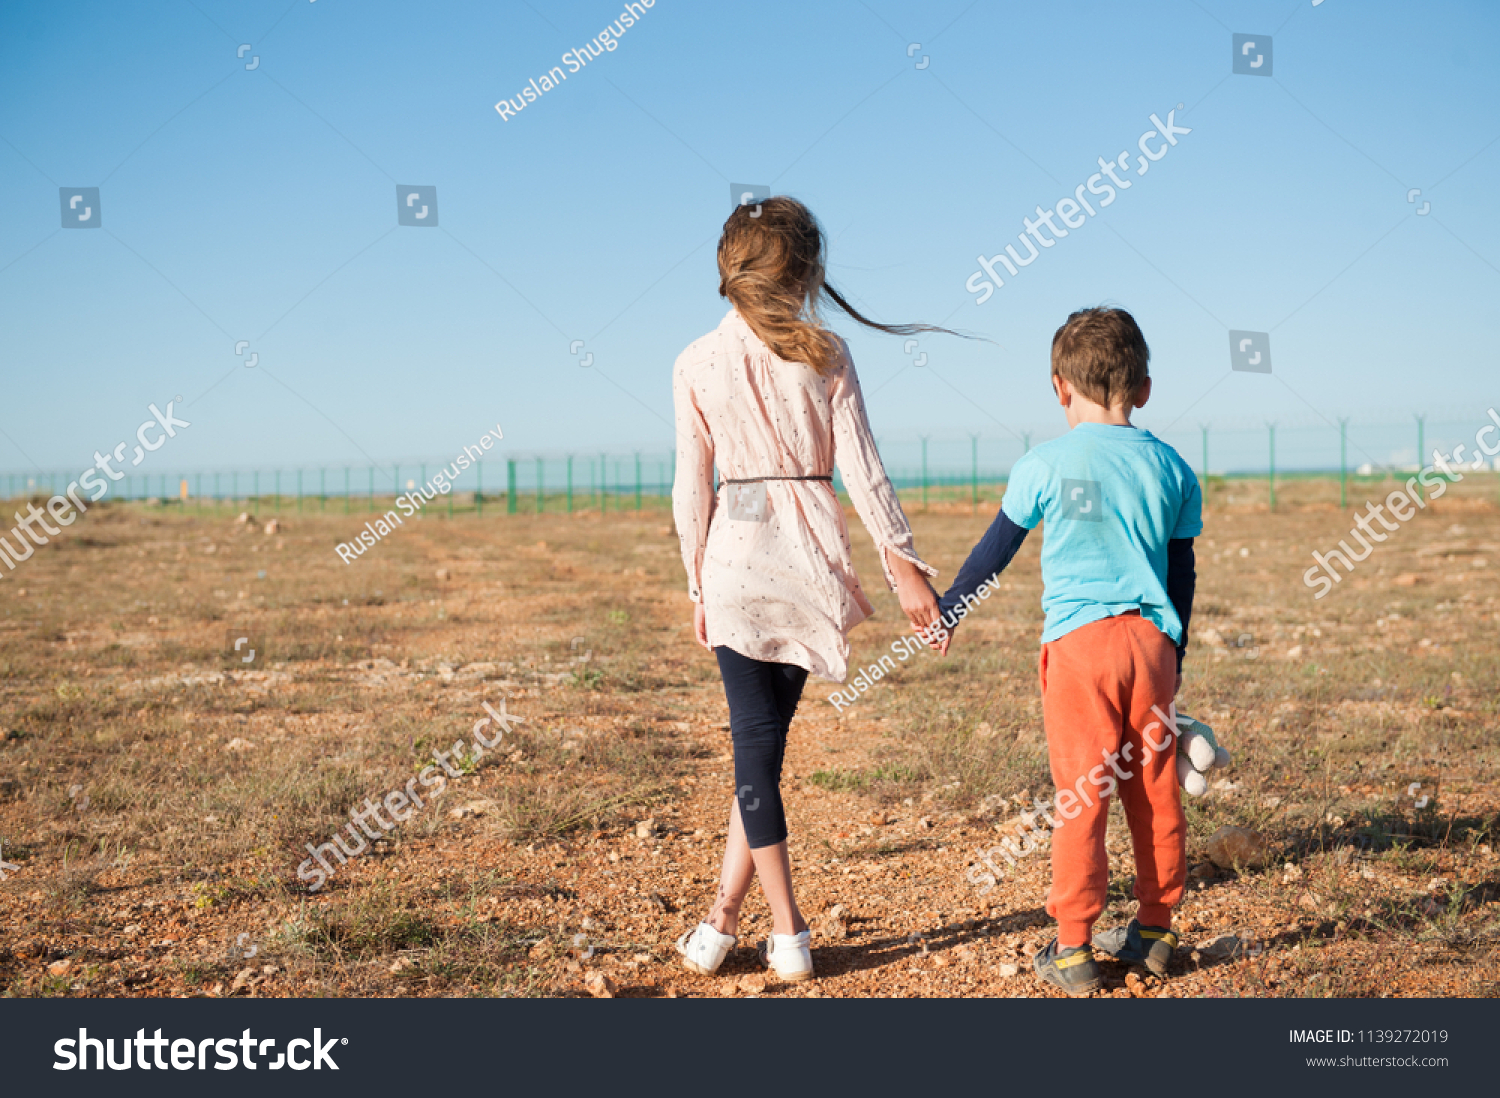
[717,196,958,376]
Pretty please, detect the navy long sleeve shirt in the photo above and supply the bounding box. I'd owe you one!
[935,509,1196,671]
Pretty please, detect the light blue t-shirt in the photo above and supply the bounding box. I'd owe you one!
[1000,423,1203,645]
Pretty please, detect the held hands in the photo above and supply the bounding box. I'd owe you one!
[888,553,952,656]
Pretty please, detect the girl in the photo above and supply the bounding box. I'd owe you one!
[672,196,951,982]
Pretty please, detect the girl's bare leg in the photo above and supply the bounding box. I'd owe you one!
[749,839,808,937]
[707,796,756,935]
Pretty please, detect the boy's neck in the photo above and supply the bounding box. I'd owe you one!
[1067,403,1134,429]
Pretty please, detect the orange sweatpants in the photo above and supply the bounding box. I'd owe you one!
[1039,612,1186,947]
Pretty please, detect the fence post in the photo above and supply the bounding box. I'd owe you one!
[368,466,375,512]
[634,452,642,511]
[297,468,303,512]
[1414,414,1426,502]
[969,434,978,513]
[1200,424,1209,483]
[476,461,483,517]
[567,455,574,513]
[344,468,350,514]
[536,456,544,514]
[1268,422,1276,512]
[1338,418,1348,509]
[921,436,929,511]
[320,468,326,511]
[507,459,517,514]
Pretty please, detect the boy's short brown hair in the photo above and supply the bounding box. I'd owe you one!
[1051,307,1150,409]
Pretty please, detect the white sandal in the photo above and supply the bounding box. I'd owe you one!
[758,929,814,982]
[676,922,736,976]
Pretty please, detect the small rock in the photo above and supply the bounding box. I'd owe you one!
[932,954,949,968]
[389,956,417,975]
[1189,861,1217,881]
[224,737,255,752]
[584,971,615,998]
[581,917,600,932]
[998,963,1020,978]
[828,903,847,921]
[1198,935,1242,959]
[1298,891,1320,911]
[263,519,280,535]
[235,512,254,525]
[738,973,766,994]
[1205,825,1271,870]
[435,568,450,581]
[1282,863,1302,882]
[46,959,72,977]
[634,818,658,841]
[231,967,256,992]
[918,816,933,830]
[1393,573,1420,587]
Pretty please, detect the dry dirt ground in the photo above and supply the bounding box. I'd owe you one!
[1,475,1498,999]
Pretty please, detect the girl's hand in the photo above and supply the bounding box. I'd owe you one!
[889,553,946,651]
[694,602,710,649]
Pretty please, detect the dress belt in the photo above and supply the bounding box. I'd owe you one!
[721,474,832,485]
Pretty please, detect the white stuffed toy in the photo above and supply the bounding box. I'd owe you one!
[1174,712,1231,797]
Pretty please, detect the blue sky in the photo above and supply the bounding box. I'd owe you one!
[1,0,1496,481]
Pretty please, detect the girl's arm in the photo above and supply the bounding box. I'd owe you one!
[671,355,715,612]
[827,346,941,631]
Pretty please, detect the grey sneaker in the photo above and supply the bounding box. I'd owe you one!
[1093,919,1178,977]
[1033,938,1103,996]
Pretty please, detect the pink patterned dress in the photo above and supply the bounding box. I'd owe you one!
[672,309,935,683]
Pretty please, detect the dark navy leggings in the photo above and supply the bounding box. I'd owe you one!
[715,646,809,849]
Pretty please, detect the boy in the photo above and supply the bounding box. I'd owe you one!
[931,307,1200,995]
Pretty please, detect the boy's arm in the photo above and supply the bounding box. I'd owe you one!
[1166,537,1196,673]
[936,509,1030,624]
